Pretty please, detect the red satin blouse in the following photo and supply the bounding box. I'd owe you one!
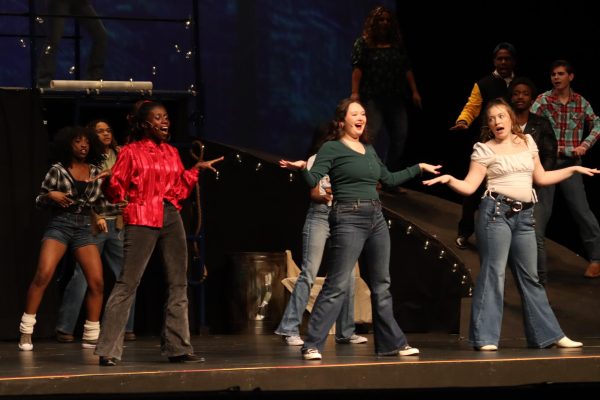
[103,138,199,227]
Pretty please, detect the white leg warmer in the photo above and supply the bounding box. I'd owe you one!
[19,313,36,334]
[83,320,100,341]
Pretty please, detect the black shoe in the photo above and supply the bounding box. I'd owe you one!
[99,356,117,366]
[168,353,205,363]
[455,236,468,249]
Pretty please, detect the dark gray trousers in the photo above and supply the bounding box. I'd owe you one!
[95,204,193,360]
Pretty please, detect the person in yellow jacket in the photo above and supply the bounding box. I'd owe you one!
[449,42,516,249]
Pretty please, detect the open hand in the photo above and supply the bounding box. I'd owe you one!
[195,156,225,173]
[279,159,306,170]
[577,167,600,176]
[419,163,442,175]
[423,175,452,186]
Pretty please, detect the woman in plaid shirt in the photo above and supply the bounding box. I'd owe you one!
[18,126,106,351]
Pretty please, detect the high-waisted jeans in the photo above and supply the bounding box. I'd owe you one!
[470,196,564,348]
[302,200,408,354]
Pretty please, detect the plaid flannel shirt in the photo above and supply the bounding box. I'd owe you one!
[35,162,110,214]
[531,90,600,157]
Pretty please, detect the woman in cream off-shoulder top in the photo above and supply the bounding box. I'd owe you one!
[424,98,600,351]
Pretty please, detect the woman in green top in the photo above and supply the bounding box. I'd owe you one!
[280,98,440,360]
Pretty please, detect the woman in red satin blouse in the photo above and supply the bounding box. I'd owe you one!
[95,100,223,366]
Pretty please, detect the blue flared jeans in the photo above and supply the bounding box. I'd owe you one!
[470,196,564,348]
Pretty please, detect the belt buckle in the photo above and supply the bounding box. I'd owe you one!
[511,201,523,212]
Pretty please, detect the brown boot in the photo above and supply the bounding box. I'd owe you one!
[584,261,600,278]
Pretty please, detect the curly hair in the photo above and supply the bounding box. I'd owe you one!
[52,126,104,168]
[362,5,403,47]
[479,98,527,144]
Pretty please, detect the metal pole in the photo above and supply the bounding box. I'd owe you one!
[28,0,36,88]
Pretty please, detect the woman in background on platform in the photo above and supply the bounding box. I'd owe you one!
[19,126,105,351]
[351,5,422,174]
[94,101,223,366]
[423,98,594,350]
[280,98,440,360]
[55,119,137,344]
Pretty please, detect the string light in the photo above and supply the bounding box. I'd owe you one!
[387,219,392,229]
[255,162,262,172]
[68,66,76,75]
[406,225,413,235]
[438,250,445,259]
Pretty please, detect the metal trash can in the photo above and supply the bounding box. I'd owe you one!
[227,252,286,334]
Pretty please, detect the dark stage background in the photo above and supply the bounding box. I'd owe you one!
[1,0,599,339]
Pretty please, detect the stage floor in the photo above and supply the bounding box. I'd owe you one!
[1,333,599,398]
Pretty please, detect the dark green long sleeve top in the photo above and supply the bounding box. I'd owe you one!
[301,140,421,201]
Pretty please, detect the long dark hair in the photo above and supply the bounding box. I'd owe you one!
[87,118,119,153]
[320,98,370,144]
[52,126,104,168]
[362,5,403,47]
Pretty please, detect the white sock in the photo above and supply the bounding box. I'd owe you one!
[82,320,100,341]
[19,313,36,334]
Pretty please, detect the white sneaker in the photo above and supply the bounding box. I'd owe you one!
[398,345,419,356]
[556,336,583,348]
[302,348,322,360]
[336,334,368,344]
[284,335,304,346]
[18,333,33,351]
[476,344,498,351]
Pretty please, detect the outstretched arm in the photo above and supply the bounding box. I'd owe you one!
[194,156,224,172]
[279,159,307,170]
[423,160,487,196]
[532,154,600,186]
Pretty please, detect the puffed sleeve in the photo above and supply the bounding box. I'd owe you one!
[103,145,134,204]
[470,142,494,167]
[525,134,539,158]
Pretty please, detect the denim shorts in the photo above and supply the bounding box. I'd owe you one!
[42,213,98,250]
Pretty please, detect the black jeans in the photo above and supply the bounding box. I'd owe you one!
[95,204,193,360]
